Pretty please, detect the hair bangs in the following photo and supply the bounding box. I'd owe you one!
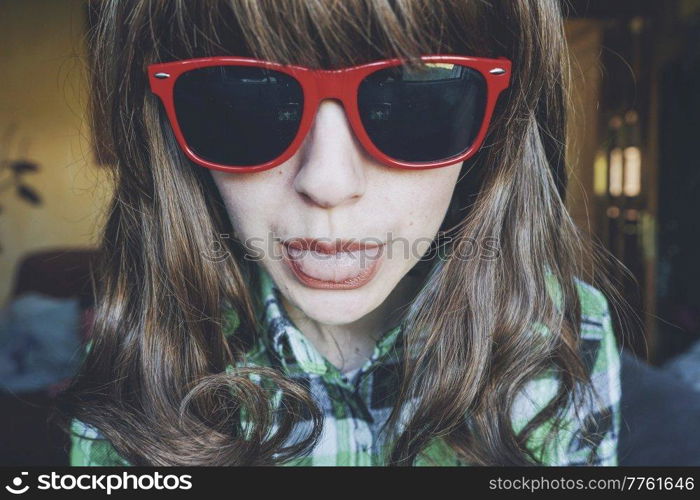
[147,0,498,69]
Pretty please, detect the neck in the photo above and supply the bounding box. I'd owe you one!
[281,272,422,373]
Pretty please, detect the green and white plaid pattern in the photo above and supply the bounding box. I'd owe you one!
[70,269,621,466]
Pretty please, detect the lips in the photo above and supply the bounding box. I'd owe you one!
[281,238,385,289]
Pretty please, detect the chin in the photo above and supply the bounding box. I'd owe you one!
[266,257,405,326]
[286,284,384,325]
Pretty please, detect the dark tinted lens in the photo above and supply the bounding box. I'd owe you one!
[358,63,486,163]
[173,66,303,166]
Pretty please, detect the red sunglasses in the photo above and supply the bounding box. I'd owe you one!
[147,55,511,173]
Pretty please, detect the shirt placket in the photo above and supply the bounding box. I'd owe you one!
[320,368,373,465]
[258,267,404,465]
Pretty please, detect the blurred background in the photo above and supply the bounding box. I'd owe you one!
[1,0,699,465]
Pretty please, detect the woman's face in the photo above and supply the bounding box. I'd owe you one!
[211,100,462,325]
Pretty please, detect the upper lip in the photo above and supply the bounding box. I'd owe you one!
[283,237,384,255]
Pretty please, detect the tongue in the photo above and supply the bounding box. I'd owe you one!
[287,246,381,282]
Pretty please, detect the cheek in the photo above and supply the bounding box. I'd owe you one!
[211,170,289,236]
[385,166,461,239]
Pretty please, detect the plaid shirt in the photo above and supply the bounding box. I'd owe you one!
[70,268,621,466]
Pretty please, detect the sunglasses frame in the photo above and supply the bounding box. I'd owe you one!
[147,55,512,173]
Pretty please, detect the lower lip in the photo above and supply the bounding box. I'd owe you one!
[281,243,385,290]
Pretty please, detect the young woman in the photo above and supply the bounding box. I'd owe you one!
[60,0,627,466]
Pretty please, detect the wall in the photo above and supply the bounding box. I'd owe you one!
[564,19,605,240]
[0,0,111,305]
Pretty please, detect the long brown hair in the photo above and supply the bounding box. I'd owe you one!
[57,0,635,465]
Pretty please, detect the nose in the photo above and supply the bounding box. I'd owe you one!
[293,99,367,208]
